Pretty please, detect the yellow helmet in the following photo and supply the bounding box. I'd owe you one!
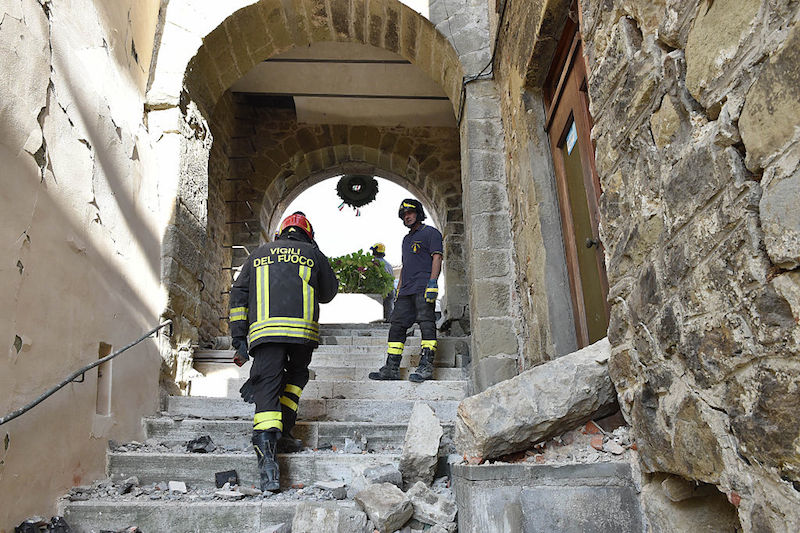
[370,243,386,255]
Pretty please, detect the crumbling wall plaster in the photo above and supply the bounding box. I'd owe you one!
[579,0,800,529]
[0,0,163,527]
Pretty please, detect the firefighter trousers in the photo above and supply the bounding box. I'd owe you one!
[388,293,436,347]
[248,342,313,433]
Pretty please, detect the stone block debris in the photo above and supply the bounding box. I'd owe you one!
[117,476,138,495]
[455,338,617,460]
[354,482,413,533]
[168,481,187,494]
[214,469,238,488]
[406,481,458,527]
[348,463,405,498]
[315,480,347,500]
[399,402,444,488]
[186,435,216,453]
[291,501,368,533]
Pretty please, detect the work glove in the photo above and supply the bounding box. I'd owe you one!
[232,337,250,367]
[424,280,438,304]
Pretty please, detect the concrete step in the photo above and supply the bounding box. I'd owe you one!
[167,397,460,423]
[61,499,302,533]
[189,376,467,401]
[308,352,455,369]
[193,361,466,384]
[108,451,399,489]
[191,350,457,373]
[319,335,419,346]
[309,366,467,381]
[145,418,455,451]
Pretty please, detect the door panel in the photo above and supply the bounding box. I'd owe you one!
[545,16,609,348]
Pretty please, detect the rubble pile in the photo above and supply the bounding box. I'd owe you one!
[292,401,459,533]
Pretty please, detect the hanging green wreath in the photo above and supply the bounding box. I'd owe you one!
[336,174,379,209]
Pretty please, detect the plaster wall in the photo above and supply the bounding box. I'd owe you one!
[0,0,164,528]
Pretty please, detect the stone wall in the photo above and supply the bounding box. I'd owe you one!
[579,0,800,530]
[0,0,163,527]
[487,0,577,369]
[201,92,236,344]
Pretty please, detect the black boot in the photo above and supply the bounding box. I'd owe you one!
[277,408,303,453]
[409,348,435,382]
[368,354,402,380]
[252,430,280,492]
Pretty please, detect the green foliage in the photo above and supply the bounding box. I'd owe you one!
[329,249,394,295]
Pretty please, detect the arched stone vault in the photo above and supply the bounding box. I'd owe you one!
[208,100,466,341]
[183,0,465,117]
[155,0,473,356]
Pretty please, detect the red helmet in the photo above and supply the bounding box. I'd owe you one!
[279,212,314,240]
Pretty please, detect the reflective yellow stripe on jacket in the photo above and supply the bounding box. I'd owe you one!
[248,317,320,344]
[229,307,248,322]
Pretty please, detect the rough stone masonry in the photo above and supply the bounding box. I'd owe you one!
[579,1,800,530]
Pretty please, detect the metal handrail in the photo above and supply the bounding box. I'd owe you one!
[0,320,173,426]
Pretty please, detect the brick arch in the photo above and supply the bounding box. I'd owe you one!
[182,0,465,116]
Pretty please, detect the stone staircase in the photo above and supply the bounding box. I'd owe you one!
[59,323,469,532]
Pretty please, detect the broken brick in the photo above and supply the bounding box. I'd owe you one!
[590,435,604,450]
[583,421,603,435]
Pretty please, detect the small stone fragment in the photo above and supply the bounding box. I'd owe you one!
[603,440,624,455]
[292,501,368,531]
[215,489,245,500]
[168,481,187,494]
[344,437,364,453]
[186,435,216,453]
[239,486,262,496]
[118,476,139,495]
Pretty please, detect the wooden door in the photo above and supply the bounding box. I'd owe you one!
[544,9,609,348]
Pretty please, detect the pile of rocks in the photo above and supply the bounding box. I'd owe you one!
[293,402,458,533]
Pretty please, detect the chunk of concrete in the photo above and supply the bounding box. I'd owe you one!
[406,481,458,526]
[355,482,413,533]
[291,501,368,533]
[399,402,444,488]
[168,481,187,494]
[347,464,403,498]
[455,338,617,459]
[364,464,403,488]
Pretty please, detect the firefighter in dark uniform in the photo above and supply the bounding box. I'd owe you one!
[229,212,338,492]
[369,199,442,383]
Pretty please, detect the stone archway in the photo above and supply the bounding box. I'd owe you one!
[205,97,467,343]
[151,0,470,384]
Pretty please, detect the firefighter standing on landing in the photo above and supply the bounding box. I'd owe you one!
[229,212,338,492]
[369,199,443,383]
